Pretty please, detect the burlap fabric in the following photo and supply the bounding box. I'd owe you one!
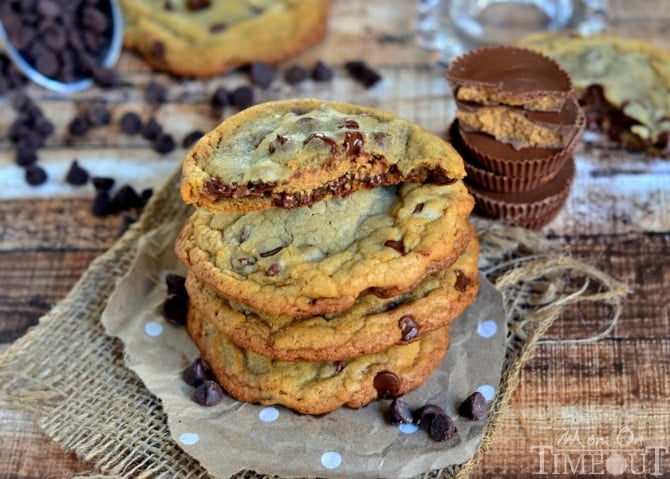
[0,169,628,479]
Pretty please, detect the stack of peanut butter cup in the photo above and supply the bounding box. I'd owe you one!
[446,46,585,229]
[174,98,480,415]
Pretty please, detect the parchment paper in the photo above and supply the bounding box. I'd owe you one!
[101,215,507,479]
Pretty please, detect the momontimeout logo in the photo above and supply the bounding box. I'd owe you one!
[530,427,668,476]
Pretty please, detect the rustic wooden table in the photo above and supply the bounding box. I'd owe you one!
[1,1,669,477]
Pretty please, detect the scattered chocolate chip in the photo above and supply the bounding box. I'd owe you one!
[186,0,211,11]
[165,273,187,299]
[458,391,488,421]
[91,176,115,192]
[429,412,458,442]
[414,404,446,430]
[141,187,153,205]
[388,397,413,425]
[87,103,111,126]
[398,316,419,342]
[230,85,254,110]
[153,132,176,154]
[193,380,224,406]
[112,184,144,210]
[91,190,113,216]
[65,160,89,186]
[15,145,38,167]
[384,239,405,255]
[345,60,382,88]
[374,370,401,399]
[284,64,309,85]
[119,111,143,135]
[24,164,48,186]
[161,293,188,325]
[68,113,90,137]
[311,60,333,82]
[182,358,213,387]
[90,65,116,88]
[182,130,204,149]
[142,117,163,141]
[145,80,167,105]
[211,86,230,110]
[250,61,276,88]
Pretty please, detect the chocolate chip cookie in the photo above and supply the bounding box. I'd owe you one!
[184,227,479,361]
[186,303,451,415]
[180,99,467,212]
[120,0,330,77]
[175,181,474,317]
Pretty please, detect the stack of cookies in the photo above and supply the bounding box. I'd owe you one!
[445,46,585,229]
[175,99,480,415]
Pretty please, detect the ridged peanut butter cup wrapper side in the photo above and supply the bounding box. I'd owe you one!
[455,99,585,179]
[466,157,576,229]
[445,45,574,112]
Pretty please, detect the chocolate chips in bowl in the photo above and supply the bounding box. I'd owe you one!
[0,0,124,93]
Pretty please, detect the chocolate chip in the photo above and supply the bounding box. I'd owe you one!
[150,41,165,62]
[259,246,283,258]
[91,176,115,192]
[284,64,309,85]
[458,391,488,421]
[345,60,382,88]
[119,111,143,135]
[65,160,89,186]
[429,412,458,442]
[249,61,276,89]
[112,184,144,210]
[182,130,204,149]
[414,404,446,430]
[398,316,419,342]
[412,203,424,214]
[230,85,254,110]
[193,380,224,406]
[153,133,176,154]
[141,188,153,205]
[265,262,280,277]
[339,119,359,129]
[15,145,38,167]
[373,370,401,399]
[68,113,90,137]
[454,270,470,292]
[304,132,339,156]
[91,190,113,216]
[388,397,413,425]
[384,239,405,255]
[161,294,188,325]
[311,60,333,82]
[142,117,162,141]
[186,0,211,11]
[25,164,47,186]
[182,358,213,387]
[145,80,167,105]
[343,131,364,156]
[86,103,111,126]
[91,65,116,88]
[211,86,230,110]
[165,273,187,299]
[209,22,226,33]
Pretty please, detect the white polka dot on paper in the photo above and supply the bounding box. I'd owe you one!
[476,384,496,401]
[259,406,280,422]
[477,320,498,338]
[321,451,342,470]
[144,321,163,337]
[179,432,200,445]
[399,423,418,434]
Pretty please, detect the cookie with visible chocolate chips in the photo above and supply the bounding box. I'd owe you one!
[119,0,330,77]
[184,228,479,361]
[186,302,451,415]
[175,180,474,317]
[180,98,467,212]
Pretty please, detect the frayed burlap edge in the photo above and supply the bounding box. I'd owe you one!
[0,169,629,479]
